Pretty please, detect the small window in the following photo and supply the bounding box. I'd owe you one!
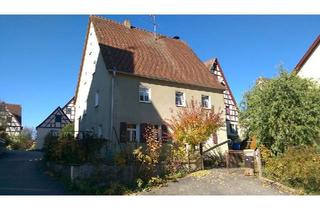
[95,91,99,107]
[55,115,61,123]
[176,91,185,107]
[7,116,12,122]
[127,124,137,142]
[139,86,151,103]
[230,124,237,134]
[201,95,211,109]
[66,107,72,114]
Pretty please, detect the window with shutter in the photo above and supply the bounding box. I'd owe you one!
[120,122,128,142]
[212,132,218,144]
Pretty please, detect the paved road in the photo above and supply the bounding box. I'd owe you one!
[140,168,288,195]
[0,150,67,195]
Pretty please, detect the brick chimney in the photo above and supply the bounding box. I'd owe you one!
[123,19,131,29]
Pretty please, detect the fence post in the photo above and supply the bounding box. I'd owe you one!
[255,149,262,179]
[225,151,229,168]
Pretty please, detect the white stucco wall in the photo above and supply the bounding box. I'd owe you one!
[36,127,60,149]
[298,44,320,83]
[75,23,101,135]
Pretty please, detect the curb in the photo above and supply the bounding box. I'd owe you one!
[259,177,304,195]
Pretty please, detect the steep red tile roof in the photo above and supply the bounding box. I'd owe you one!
[294,35,320,74]
[6,103,22,124]
[75,16,225,101]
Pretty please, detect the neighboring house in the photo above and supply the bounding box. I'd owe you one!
[294,35,320,82]
[204,58,239,140]
[0,102,23,136]
[36,98,75,149]
[74,16,228,154]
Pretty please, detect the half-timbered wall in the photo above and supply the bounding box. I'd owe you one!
[36,107,71,149]
[62,98,75,122]
[210,60,239,139]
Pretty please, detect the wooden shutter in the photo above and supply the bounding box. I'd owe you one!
[140,123,148,143]
[161,124,169,142]
[212,132,218,144]
[120,122,127,143]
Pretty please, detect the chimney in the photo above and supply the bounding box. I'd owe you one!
[123,19,131,29]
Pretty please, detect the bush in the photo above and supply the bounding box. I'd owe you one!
[240,70,320,154]
[43,125,106,164]
[264,146,320,194]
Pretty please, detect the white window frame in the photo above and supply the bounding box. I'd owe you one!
[95,91,99,107]
[139,86,151,103]
[176,91,186,107]
[127,124,138,142]
[201,95,211,109]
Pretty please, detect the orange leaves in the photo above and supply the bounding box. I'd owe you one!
[167,100,223,146]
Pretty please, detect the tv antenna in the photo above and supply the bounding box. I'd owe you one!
[151,15,158,39]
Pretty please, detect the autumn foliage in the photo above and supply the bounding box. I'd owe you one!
[167,100,223,146]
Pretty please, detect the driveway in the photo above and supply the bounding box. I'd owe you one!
[0,150,68,195]
[139,168,288,195]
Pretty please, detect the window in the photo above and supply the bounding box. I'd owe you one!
[176,91,185,107]
[95,91,99,107]
[66,107,72,115]
[139,86,151,102]
[7,116,12,123]
[55,115,61,123]
[127,124,137,142]
[201,95,211,109]
[230,124,237,134]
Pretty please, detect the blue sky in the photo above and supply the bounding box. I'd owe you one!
[0,15,319,128]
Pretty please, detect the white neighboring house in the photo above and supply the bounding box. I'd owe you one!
[36,98,75,149]
[294,35,320,82]
[0,102,23,136]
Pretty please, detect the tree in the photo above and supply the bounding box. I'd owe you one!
[239,70,320,154]
[167,100,223,147]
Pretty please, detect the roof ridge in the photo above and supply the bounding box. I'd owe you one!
[90,15,182,42]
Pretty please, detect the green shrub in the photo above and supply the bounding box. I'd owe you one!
[264,146,320,194]
[43,125,106,164]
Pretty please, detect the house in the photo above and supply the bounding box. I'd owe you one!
[0,102,23,136]
[294,35,320,82]
[74,16,228,154]
[36,98,75,149]
[204,58,239,140]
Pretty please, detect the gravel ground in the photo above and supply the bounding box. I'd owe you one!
[139,168,289,195]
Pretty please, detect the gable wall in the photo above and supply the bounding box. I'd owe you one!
[74,23,112,138]
[298,44,320,82]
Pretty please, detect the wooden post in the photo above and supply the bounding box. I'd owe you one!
[225,151,229,168]
[256,149,262,179]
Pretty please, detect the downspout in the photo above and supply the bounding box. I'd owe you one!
[110,70,116,142]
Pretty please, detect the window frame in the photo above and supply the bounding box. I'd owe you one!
[127,124,138,142]
[201,95,211,109]
[139,85,151,103]
[175,91,186,107]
